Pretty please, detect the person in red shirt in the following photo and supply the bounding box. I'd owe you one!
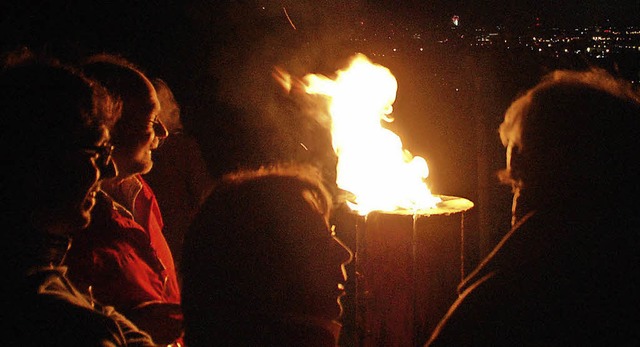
[65,53,183,346]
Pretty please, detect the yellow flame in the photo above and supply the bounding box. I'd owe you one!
[303,53,441,215]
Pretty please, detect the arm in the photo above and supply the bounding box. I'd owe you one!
[100,304,160,347]
[126,301,184,345]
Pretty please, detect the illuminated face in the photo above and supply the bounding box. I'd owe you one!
[505,141,526,225]
[505,143,513,173]
[111,75,167,178]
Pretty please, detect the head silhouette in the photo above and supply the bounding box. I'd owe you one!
[82,54,168,179]
[498,68,640,223]
[181,163,353,346]
[1,49,118,273]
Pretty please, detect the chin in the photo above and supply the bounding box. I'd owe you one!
[314,302,343,322]
[139,163,153,175]
[75,212,92,230]
[336,300,345,320]
[75,201,93,226]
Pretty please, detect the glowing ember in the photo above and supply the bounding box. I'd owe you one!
[302,53,441,215]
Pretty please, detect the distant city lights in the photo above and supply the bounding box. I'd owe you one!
[346,14,638,82]
[452,15,460,26]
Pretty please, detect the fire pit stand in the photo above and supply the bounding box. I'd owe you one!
[352,196,474,347]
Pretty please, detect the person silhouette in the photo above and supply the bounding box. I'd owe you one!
[1,48,155,346]
[181,163,353,347]
[425,68,640,346]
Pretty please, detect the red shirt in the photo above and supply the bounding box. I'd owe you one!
[66,175,182,345]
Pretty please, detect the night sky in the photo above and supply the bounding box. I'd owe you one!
[2,0,638,184]
[250,0,640,29]
[2,1,637,78]
[366,0,639,28]
[1,0,638,257]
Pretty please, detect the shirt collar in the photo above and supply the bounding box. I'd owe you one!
[99,175,143,218]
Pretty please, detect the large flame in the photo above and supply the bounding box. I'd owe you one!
[303,53,441,215]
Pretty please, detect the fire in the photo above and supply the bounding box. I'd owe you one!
[302,53,441,215]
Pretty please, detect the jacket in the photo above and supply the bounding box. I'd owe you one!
[6,232,156,347]
[425,206,640,346]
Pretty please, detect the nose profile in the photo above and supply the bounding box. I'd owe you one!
[152,119,169,148]
[153,119,169,139]
[332,230,354,266]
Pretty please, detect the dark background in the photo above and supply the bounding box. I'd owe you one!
[2,3,639,342]
[4,0,639,277]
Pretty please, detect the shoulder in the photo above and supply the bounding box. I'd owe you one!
[137,175,156,195]
[9,269,129,346]
[87,190,148,233]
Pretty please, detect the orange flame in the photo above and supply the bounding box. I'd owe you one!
[303,53,441,215]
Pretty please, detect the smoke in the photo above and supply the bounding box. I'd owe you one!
[190,1,360,109]
[183,0,368,177]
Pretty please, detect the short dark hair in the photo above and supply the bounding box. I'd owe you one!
[498,68,640,194]
[1,49,118,152]
[81,53,156,144]
[81,53,150,106]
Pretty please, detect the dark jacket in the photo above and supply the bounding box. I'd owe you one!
[425,206,640,346]
[5,233,156,347]
[184,314,341,347]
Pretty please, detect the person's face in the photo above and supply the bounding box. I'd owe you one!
[506,141,531,225]
[112,76,168,178]
[36,126,116,235]
[505,142,514,175]
[280,206,354,322]
[505,143,519,224]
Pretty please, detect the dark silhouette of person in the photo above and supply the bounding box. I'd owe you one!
[1,48,156,346]
[181,163,353,347]
[425,68,640,346]
[64,53,183,346]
